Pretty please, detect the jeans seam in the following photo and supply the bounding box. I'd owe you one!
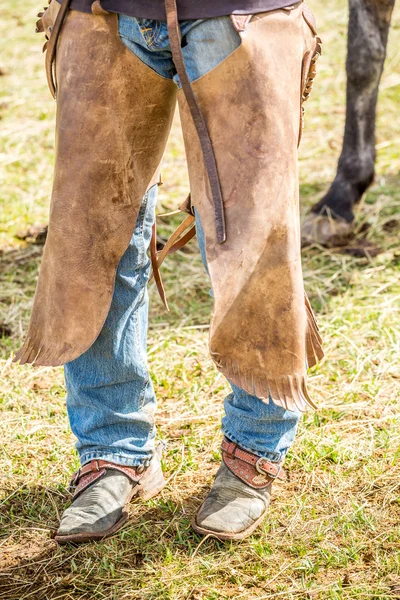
[138,21,160,49]
[131,294,151,412]
[137,191,149,264]
[79,450,150,467]
[138,373,150,411]
[134,187,152,411]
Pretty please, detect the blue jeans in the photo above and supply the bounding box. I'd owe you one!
[64,15,301,467]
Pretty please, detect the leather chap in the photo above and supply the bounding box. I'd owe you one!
[15,2,324,412]
[178,3,323,410]
[14,7,176,366]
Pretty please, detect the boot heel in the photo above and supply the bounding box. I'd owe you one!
[137,468,166,500]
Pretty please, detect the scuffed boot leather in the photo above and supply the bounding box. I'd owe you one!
[57,470,134,539]
[194,463,271,539]
[193,438,286,540]
[55,453,165,544]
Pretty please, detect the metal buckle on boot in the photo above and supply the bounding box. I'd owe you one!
[68,470,80,493]
[255,457,281,479]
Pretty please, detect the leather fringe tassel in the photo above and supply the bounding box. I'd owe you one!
[14,328,70,367]
[211,353,317,413]
[211,294,323,412]
[304,292,324,368]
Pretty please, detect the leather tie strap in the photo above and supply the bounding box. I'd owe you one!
[165,0,226,244]
[45,0,72,99]
[150,221,169,311]
[69,459,149,500]
[150,213,196,309]
[221,437,287,489]
[155,213,196,268]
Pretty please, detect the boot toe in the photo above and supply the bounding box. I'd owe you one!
[193,463,272,538]
[196,497,266,535]
[57,506,123,536]
[56,470,132,539]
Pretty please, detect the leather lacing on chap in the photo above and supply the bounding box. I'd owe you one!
[299,34,322,146]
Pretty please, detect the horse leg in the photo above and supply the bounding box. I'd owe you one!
[302,0,395,246]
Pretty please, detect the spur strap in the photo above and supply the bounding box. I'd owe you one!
[165,0,226,245]
[221,438,286,489]
[69,459,149,500]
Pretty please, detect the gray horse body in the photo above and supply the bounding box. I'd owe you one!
[303,0,395,245]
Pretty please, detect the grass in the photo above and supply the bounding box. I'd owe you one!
[0,0,400,598]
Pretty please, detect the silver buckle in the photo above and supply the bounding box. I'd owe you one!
[68,469,80,492]
[255,457,281,479]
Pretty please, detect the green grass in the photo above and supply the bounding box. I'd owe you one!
[1,0,400,598]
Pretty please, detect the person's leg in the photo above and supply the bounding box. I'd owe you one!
[194,206,301,539]
[57,185,167,542]
[65,184,159,469]
[51,11,178,543]
[177,7,319,538]
[196,211,301,464]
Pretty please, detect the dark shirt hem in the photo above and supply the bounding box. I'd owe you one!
[56,0,295,20]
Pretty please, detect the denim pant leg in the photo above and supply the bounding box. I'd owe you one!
[64,185,158,467]
[195,211,301,463]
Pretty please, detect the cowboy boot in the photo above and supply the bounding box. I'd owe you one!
[55,450,165,544]
[192,438,286,541]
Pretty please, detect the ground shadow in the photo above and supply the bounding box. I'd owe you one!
[0,478,216,599]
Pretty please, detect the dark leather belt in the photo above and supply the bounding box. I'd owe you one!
[164,0,226,244]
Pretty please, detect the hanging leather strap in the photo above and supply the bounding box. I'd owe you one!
[155,214,196,269]
[150,222,169,310]
[165,0,226,244]
[150,214,196,309]
[45,0,72,99]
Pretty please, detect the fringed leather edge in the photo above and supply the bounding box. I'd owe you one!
[211,353,316,413]
[35,0,53,52]
[36,0,57,97]
[211,294,323,412]
[35,0,71,99]
[302,36,322,105]
[298,35,322,147]
[304,292,324,368]
[13,325,70,366]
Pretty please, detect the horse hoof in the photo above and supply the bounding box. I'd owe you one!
[301,213,353,247]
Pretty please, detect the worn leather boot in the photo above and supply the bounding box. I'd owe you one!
[192,438,286,540]
[55,450,165,544]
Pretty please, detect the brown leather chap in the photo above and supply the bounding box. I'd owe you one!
[15,1,323,413]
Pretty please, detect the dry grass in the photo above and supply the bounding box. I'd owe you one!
[1,0,400,598]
